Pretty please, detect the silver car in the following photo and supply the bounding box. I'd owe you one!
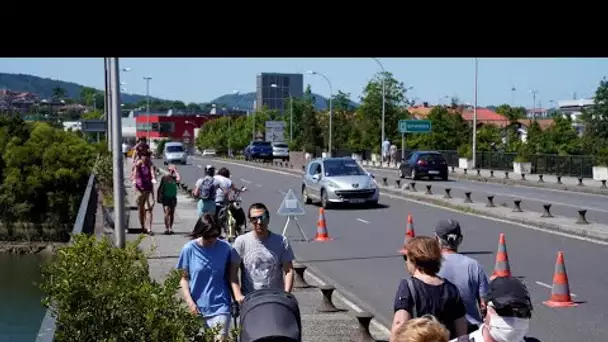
[163,142,188,165]
[301,157,379,209]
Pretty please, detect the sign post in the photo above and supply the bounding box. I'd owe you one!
[398,120,432,160]
[277,189,308,241]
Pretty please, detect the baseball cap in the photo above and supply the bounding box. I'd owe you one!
[484,277,533,311]
[434,219,462,239]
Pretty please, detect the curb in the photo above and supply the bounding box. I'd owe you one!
[209,157,608,244]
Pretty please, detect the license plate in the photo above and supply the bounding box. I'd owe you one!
[260,153,268,156]
[428,170,440,174]
[348,199,365,204]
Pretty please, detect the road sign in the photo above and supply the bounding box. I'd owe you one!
[80,119,107,133]
[399,120,432,133]
[277,189,306,216]
[182,130,190,137]
[265,121,285,142]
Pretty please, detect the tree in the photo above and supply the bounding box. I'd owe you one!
[581,77,608,156]
[296,85,323,153]
[52,86,67,100]
[407,106,469,151]
[476,124,502,151]
[495,104,527,123]
[544,115,582,155]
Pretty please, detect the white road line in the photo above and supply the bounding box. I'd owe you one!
[356,218,370,224]
[534,281,577,297]
[255,183,262,187]
[196,164,202,168]
[211,158,608,246]
[278,190,287,195]
[240,178,252,184]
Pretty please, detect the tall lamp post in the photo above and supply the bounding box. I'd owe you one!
[270,83,293,143]
[530,89,538,120]
[109,58,126,248]
[143,76,152,141]
[372,58,386,154]
[306,70,333,156]
[473,58,478,168]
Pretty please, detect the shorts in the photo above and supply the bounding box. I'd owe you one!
[162,196,177,208]
[137,190,154,210]
[203,313,231,337]
[197,199,216,217]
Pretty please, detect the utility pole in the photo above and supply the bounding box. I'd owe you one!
[531,89,538,120]
[109,58,125,248]
[143,77,152,141]
[472,58,478,168]
[290,95,294,143]
[510,87,516,107]
[104,58,112,151]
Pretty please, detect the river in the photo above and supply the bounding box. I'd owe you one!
[0,253,48,342]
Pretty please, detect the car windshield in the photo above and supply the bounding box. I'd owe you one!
[166,145,184,153]
[273,143,288,148]
[252,141,271,147]
[323,160,366,177]
[419,153,445,162]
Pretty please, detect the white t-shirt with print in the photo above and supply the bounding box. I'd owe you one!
[213,175,232,204]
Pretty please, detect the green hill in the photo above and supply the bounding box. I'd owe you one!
[210,92,359,112]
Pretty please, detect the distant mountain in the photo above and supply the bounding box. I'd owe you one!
[0,72,163,104]
[209,92,359,112]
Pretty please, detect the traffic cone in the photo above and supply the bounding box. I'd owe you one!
[399,214,415,254]
[544,251,577,308]
[490,233,511,280]
[314,208,332,241]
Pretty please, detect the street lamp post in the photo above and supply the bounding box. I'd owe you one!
[473,58,478,169]
[511,86,516,107]
[143,76,152,141]
[109,58,126,248]
[530,89,538,120]
[306,71,333,156]
[271,83,293,143]
[372,58,386,155]
[231,90,239,156]
[104,58,112,151]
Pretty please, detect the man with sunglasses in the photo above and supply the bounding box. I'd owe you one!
[451,276,535,342]
[229,202,295,305]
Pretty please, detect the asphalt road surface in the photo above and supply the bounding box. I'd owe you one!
[159,157,608,342]
[365,166,608,225]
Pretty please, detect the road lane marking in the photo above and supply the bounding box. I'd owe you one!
[208,158,608,246]
[255,183,262,187]
[356,218,370,224]
[240,178,252,184]
[535,281,577,297]
[196,164,202,168]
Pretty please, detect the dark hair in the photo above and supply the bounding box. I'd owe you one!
[217,167,230,178]
[405,236,442,275]
[248,202,270,221]
[205,167,215,176]
[189,214,221,239]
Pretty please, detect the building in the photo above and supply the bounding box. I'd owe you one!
[255,73,304,112]
[557,98,593,135]
[525,107,550,118]
[135,114,217,151]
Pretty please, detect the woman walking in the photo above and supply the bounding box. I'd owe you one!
[193,165,219,217]
[157,165,181,234]
[133,151,156,235]
[177,214,239,341]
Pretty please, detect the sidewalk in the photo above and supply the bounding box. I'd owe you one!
[123,164,389,342]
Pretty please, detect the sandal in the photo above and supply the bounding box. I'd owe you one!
[164,230,171,235]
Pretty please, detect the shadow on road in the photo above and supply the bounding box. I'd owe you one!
[310,203,390,211]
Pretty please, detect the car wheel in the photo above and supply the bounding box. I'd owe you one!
[321,189,331,209]
[302,186,312,204]
[398,168,405,179]
[411,168,418,180]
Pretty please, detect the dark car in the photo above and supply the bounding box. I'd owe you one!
[244,141,273,161]
[399,151,448,180]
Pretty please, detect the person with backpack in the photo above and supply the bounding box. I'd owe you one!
[157,164,181,235]
[194,165,221,218]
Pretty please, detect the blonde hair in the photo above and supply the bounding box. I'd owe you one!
[394,316,449,342]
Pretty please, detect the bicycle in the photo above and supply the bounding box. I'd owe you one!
[218,187,247,243]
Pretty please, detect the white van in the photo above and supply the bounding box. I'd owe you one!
[163,142,187,165]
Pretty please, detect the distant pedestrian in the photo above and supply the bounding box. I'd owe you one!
[194,165,219,217]
[230,202,295,304]
[392,236,468,340]
[133,150,156,235]
[394,316,449,342]
[382,138,391,163]
[435,219,489,333]
[177,214,239,342]
[157,164,181,234]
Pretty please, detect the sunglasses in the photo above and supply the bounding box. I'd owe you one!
[249,215,266,224]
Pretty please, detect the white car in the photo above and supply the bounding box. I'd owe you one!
[202,149,216,157]
[272,142,289,161]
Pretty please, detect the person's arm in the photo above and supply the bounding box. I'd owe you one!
[230,240,245,304]
[281,237,295,293]
[476,263,490,310]
[449,286,469,338]
[176,247,199,315]
[193,178,203,198]
[391,279,413,341]
[174,170,181,183]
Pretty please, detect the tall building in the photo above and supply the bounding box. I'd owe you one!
[255,73,304,112]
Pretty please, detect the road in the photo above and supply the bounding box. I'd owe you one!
[365,166,608,225]
[160,157,608,342]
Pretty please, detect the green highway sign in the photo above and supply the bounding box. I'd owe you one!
[399,120,432,133]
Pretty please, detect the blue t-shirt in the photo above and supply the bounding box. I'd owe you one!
[176,239,238,317]
[437,252,489,325]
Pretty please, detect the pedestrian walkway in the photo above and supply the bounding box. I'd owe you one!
[123,163,389,342]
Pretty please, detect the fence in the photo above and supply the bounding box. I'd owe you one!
[35,172,99,342]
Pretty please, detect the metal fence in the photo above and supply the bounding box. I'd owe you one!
[35,172,98,342]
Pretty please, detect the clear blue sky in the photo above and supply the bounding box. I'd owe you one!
[0,58,605,108]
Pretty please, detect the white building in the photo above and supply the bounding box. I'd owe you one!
[557,98,594,135]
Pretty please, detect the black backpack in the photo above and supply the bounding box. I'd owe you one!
[239,289,302,342]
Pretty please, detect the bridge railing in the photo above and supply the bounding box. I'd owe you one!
[35,172,99,342]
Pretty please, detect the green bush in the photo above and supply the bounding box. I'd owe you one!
[593,147,608,166]
[457,144,472,159]
[514,143,533,163]
[40,234,237,342]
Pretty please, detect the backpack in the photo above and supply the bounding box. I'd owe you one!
[198,177,216,200]
[239,288,302,342]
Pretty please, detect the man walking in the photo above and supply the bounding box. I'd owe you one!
[435,219,490,333]
[229,202,295,304]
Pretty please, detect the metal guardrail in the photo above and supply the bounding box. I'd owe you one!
[35,172,98,342]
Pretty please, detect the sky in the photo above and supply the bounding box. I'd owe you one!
[0,58,606,108]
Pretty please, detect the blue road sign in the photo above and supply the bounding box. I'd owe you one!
[399,120,432,133]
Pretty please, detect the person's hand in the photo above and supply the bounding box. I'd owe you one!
[188,302,200,315]
[152,178,157,184]
[241,186,247,192]
[234,294,245,305]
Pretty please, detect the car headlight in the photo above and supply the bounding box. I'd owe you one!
[327,181,340,189]
[368,181,377,189]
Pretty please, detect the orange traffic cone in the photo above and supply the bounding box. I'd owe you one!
[544,251,577,308]
[399,214,415,254]
[490,233,511,280]
[314,208,332,241]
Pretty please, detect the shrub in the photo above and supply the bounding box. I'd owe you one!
[457,144,472,159]
[514,143,533,163]
[40,234,236,341]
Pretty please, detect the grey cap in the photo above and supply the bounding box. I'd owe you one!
[434,219,462,239]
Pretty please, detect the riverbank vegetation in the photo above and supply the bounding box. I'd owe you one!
[40,234,238,341]
[0,115,97,242]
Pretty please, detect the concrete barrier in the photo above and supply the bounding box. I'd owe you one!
[317,285,341,313]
